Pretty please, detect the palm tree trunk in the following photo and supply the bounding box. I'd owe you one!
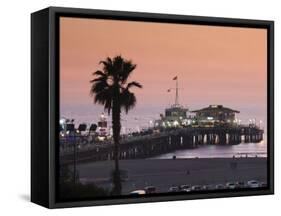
[111,97,122,195]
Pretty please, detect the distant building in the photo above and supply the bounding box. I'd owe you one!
[154,76,191,128]
[97,113,108,137]
[164,105,188,121]
[191,105,239,126]
[155,104,189,127]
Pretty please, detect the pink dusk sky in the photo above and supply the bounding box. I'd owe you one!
[60,17,267,129]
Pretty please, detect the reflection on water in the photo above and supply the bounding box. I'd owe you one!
[152,139,267,159]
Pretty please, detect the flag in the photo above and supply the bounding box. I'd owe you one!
[167,89,171,92]
[173,76,178,80]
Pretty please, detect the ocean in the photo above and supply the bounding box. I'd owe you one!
[151,139,267,159]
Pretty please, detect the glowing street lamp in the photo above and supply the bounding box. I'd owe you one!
[59,119,65,125]
[238,119,241,125]
[173,120,179,127]
[149,120,153,127]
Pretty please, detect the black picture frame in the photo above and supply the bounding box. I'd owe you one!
[31,6,274,209]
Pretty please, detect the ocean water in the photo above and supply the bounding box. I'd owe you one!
[151,139,267,159]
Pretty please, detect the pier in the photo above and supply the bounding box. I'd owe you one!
[60,125,263,165]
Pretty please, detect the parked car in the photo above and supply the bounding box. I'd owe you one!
[202,185,215,191]
[259,182,267,187]
[215,184,225,190]
[247,180,260,188]
[169,186,179,192]
[180,185,191,192]
[130,190,146,195]
[235,181,246,188]
[226,182,236,189]
[144,186,156,194]
[191,185,202,191]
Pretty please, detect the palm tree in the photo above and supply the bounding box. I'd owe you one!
[90,55,142,195]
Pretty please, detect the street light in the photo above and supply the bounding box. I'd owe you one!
[59,118,65,125]
[149,120,153,128]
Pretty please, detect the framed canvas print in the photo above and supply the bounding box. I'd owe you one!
[31,7,274,208]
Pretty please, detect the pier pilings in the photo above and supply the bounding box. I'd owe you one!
[60,126,264,164]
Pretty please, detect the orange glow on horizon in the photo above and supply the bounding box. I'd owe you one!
[60,17,267,124]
